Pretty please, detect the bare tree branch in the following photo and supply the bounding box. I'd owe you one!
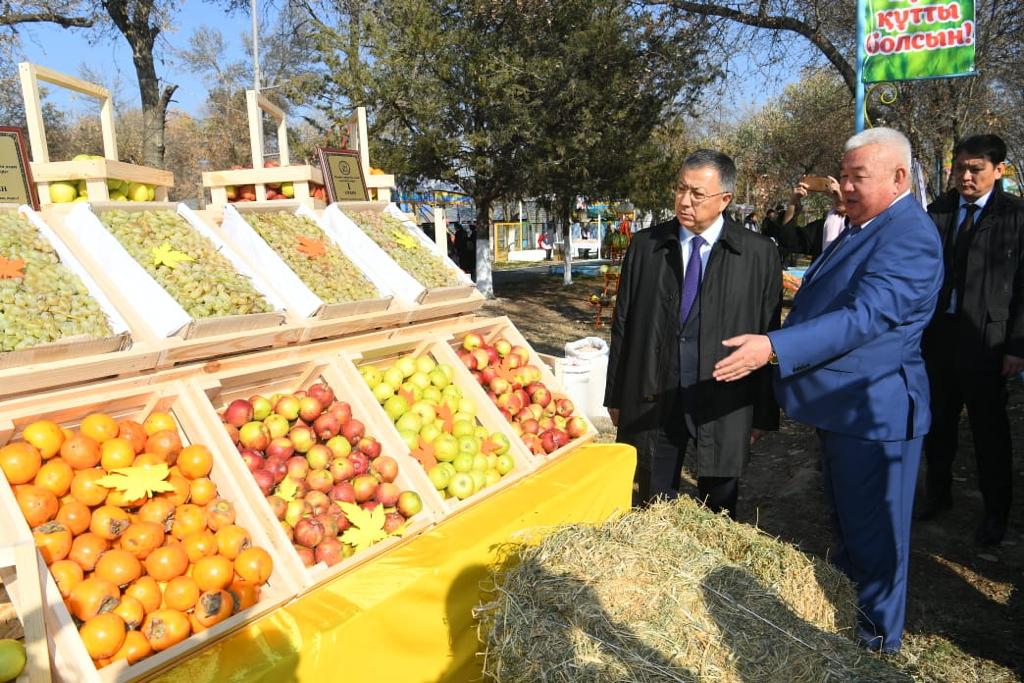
[0,12,93,28]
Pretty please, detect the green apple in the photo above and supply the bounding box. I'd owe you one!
[396,355,417,378]
[441,385,462,402]
[458,399,477,416]
[428,368,450,389]
[434,434,459,462]
[325,435,352,458]
[437,462,457,478]
[109,191,127,202]
[489,433,511,456]
[409,372,431,390]
[395,411,423,434]
[428,465,451,490]
[496,454,515,475]
[486,453,498,470]
[77,180,88,194]
[452,420,476,438]
[362,364,383,388]
[372,382,395,404]
[422,386,443,404]
[475,426,489,440]
[415,355,436,374]
[452,452,474,473]
[383,366,404,390]
[419,422,442,443]
[439,364,455,382]
[447,473,475,500]
[484,469,502,487]
[48,182,77,203]
[470,470,486,492]
[457,435,479,457]
[398,429,419,451]
[410,401,437,424]
[400,382,423,402]
[471,454,488,472]
[383,395,410,422]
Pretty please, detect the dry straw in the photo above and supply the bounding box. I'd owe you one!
[476,497,909,682]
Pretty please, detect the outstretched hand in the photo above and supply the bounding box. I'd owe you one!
[713,334,773,382]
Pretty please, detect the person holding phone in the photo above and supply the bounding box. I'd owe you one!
[780,175,847,258]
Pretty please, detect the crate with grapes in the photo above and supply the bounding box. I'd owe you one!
[219,203,393,320]
[0,208,130,366]
[55,202,287,341]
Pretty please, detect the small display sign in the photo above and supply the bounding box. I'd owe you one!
[316,147,369,202]
[0,127,38,209]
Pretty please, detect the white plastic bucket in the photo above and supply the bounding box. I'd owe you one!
[564,337,610,420]
[560,358,591,419]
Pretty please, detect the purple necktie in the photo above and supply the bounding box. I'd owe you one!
[680,235,705,323]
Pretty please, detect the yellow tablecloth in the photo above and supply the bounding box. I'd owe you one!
[150,443,636,683]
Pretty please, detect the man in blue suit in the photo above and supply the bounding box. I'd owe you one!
[711,127,942,653]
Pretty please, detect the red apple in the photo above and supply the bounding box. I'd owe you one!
[489,377,511,395]
[479,367,498,385]
[279,520,294,542]
[294,518,325,548]
[483,345,499,366]
[341,419,365,445]
[286,455,310,480]
[510,345,531,366]
[308,383,335,407]
[555,398,575,418]
[329,481,356,503]
[298,396,323,423]
[289,425,316,454]
[520,418,540,435]
[224,423,240,445]
[348,452,370,476]
[313,412,342,441]
[396,491,423,518]
[266,437,295,460]
[566,416,588,438]
[462,332,483,351]
[315,537,345,567]
[306,444,333,470]
[306,469,334,493]
[305,490,332,516]
[239,449,264,473]
[223,399,254,428]
[239,421,271,451]
[253,469,275,495]
[494,339,512,357]
[375,481,401,507]
[314,513,340,538]
[274,395,300,421]
[329,457,356,482]
[371,456,398,483]
[357,436,381,459]
[265,457,288,484]
[472,349,490,370]
[352,474,378,502]
[294,544,315,567]
[540,429,558,454]
[460,351,478,371]
[267,495,287,520]
[530,386,552,408]
[382,511,405,534]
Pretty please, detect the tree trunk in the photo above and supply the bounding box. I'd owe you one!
[475,198,494,298]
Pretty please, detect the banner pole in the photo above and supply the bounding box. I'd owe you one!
[855,0,866,132]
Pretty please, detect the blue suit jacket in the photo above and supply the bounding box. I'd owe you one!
[768,194,943,441]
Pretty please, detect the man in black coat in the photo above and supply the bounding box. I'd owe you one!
[917,134,1024,546]
[604,149,782,516]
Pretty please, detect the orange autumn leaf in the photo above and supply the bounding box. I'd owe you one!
[398,386,417,407]
[411,438,438,470]
[480,436,501,455]
[436,403,455,433]
[0,257,26,279]
[496,358,517,384]
[297,235,326,258]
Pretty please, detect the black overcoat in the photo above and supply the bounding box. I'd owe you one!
[604,217,782,477]
[923,186,1024,372]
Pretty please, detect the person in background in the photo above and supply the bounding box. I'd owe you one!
[917,133,1024,547]
[604,149,781,518]
[713,127,943,653]
[538,231,554,260]
[743,212,759,233]
[780,176,847,259]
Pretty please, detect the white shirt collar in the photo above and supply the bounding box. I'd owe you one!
[860,190,911,229]
[679,213,725,246]
[960,188,992,211]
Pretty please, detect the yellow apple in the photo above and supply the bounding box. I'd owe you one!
[109,191,127,201]
[48,182,78,203]
[146,185,156,201]
[281,182,294,198]
[126,182,150,202]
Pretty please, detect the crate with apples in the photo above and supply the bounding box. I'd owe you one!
[217,203,394,322]
[192,359,441,588]
[1,206,132,367]
[0,381,296,683]
[337,338,535,513]
[445,317,597,460]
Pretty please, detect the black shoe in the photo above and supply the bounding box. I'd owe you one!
[914,494,952,521]
[974,517,1007,546]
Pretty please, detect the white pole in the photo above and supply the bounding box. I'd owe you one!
[251,0,261,92]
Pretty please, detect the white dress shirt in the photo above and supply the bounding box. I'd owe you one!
[679,214,724,277]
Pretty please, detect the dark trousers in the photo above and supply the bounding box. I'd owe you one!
[634,390,739,518]
[923,317,1013,522]
[819,431,921,653]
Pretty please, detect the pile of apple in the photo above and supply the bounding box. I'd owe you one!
[219,382,423,568]
[48,155,159,203]
[457,333,588,456]
[359,354,516,501]
[224,160,328,202]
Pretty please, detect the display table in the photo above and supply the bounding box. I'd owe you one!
[149,443,636,683]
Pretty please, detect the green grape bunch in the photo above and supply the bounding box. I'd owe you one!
[345,210,463,288]
[97,209,272,319]
[244,211,381,304]
[0,210,114,352]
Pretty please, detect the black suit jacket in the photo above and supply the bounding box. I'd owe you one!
[923,186,1024,371]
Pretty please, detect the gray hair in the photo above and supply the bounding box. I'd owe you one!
[681,149,736,194]
[844,127,912,170]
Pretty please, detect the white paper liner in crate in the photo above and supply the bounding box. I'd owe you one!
[321,203,426,304]
[19,206,132,338]
[63,203,287,338]
[382,202,473,285]
[221,203,379,318]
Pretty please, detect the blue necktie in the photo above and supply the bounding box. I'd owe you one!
[680,235,705,323]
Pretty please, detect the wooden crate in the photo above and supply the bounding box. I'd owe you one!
[438,316,598,461]
[338,336,536,516]
[187,357,443,590]
[47,202,289,343]
[18,63,172,206]
[0,381,298,683]
[217,202,394,321]
[202,91,325,211]
[324,202,476,306]
[0,206,133,371]
[0,508,53,683]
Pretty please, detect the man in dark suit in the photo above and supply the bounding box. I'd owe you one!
[713,128,943,653]
[779,176,847,259]
[604,149,781,517]
[916,134,1024,546]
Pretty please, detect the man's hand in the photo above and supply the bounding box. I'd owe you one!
[749,429,766,447]
[1002,354,1024,377]
[713,335,773,382]
[609,408,620,427]
[791,182,809,204]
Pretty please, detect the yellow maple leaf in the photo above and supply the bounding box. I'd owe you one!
[391,229,419,249]
[151,242,194,268]
[338,501,389,552]
[97,463,176,501]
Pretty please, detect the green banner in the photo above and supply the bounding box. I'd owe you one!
[862,0,975,83]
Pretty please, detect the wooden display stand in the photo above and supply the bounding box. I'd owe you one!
[17,63,173,206]
[202,90,325,214]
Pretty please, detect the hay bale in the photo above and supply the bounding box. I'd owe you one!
[476,497,909,682]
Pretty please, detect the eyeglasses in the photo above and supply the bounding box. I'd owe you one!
[675,185,730,204]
